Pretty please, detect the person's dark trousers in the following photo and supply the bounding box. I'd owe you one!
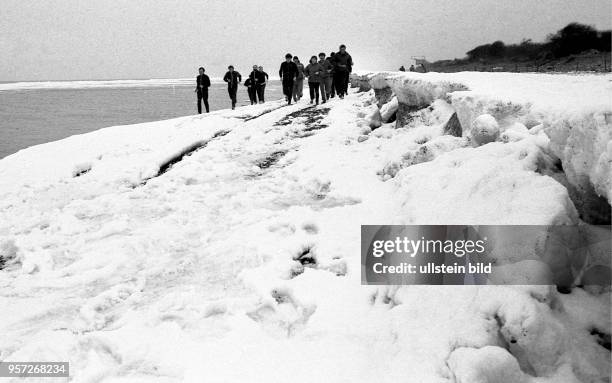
[247,87,257,104]
[308,82,320,104]
[330,77,336,98]
[334,71,348,97]
[197,90,209,113]
[256,84,266,102]
[282,79,294,104]
[228,86,238,109]
[344,71,350,95]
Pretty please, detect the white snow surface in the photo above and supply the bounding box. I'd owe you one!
[0,75,610,382]
[360,71,612,202]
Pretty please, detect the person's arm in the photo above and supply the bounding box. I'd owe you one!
[205,75,211,88]
[195,76,199,92]
[279,64,283,80]
[237,73,242,83]
[223,73,229,83]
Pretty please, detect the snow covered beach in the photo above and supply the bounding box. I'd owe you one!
[0,72,610,382]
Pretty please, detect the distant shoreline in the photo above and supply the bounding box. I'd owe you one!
[0,78,282,91]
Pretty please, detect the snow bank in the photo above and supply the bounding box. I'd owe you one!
[360,71,612,210]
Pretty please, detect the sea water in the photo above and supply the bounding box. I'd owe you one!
[0,79,283,159]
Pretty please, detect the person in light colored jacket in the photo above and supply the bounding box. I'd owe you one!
[292,56,305,102]
[318,52,333,102]
[303,56,323,105]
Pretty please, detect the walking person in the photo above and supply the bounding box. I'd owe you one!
[292,56,305,102]
[257,66,268,103]
[195,67,211,114]
[248,65,260,104]
[332,44,353,99]
[318,52,333,103]
[223,65,242,110]
[244,77,257,105]
[303,56,322,105]
[329,52,336,98]
[279,53,298,105]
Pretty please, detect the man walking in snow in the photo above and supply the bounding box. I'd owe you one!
[195,67,211,114]
[332,44,353,99]
[279,53,299,105]
[257,66,268,103]
[223,65,242,110]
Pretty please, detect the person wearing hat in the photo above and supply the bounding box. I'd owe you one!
[195,67,211,113]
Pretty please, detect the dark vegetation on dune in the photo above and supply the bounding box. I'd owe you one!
[428,22,611,73]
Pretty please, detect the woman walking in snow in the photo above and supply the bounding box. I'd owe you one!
[292,56,305,102]
[303,56,323,105]
[318,53,333,103]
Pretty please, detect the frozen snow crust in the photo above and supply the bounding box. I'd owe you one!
[357,71,612,210]
[0,75,610,382]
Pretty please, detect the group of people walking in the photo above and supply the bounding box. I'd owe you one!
[279,44,353,106]
[195,44,353,113]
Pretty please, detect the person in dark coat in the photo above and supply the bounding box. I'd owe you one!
[399,65,406,72]
[332,44,353,99]
[244,78,257,105]
[257,66,268,103]
[223,65,242,110]
[195,67,211,113]
[279,53,299,105]
[247,65,260,104]
[329,52,336,98]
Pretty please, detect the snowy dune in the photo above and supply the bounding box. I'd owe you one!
[0,72,611,382]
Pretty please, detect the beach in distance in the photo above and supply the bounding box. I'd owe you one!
[0,79,283,159]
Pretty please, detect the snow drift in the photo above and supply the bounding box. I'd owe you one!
[355,71,612,224]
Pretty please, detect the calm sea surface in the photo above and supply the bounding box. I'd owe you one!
[0,80,283,159]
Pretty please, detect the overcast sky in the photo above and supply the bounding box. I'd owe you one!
[1,0,610,81]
